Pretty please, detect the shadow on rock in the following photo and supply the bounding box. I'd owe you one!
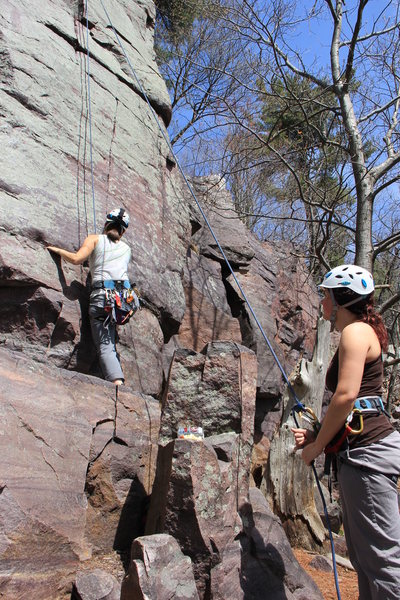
[113,479,150,570]
[239,501,288,599]
[237,489,324,600]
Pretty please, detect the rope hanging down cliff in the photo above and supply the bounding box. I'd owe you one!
[84,0,97,233]
[86,2,342,598]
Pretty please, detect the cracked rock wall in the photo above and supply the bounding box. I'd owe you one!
[0,0,190,396]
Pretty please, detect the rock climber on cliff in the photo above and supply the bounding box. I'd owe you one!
[47,208,138,386]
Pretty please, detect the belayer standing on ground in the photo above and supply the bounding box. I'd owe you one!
[292,264,400,600]
[48,208,138,386]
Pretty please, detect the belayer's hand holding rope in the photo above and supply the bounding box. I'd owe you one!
[291,427,321,465]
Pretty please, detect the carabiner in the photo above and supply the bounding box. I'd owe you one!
[298,406,321,435]
[346,409,364,435]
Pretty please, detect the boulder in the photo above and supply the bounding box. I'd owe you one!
[121,534,199,600]
[309,555,333,572]
[239,488,324,599]
[73,569,120,600]
[146,438,243,597]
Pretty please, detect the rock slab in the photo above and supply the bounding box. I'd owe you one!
[121,534,199,600]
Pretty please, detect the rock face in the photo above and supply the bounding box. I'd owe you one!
[0,0,189,399]
[0,1,323,598]
[0,347,160,599]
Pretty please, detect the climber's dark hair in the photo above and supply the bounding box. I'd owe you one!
[103,221,124,242]
[332,287,388,351]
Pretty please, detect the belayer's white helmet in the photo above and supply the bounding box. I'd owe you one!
[106,208,130,230]
[319,264,374,296]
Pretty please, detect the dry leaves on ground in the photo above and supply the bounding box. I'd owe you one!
[294,548,358,600]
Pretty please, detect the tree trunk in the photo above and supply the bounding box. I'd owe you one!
[337,93,374,270]
[261,316,331,548]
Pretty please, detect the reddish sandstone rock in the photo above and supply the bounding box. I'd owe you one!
[158,341,257,448]
[73,569,120,600]
[0,348,160,598]
[146,342,257,597]
[177,251,241,352]
[121,534,199,600]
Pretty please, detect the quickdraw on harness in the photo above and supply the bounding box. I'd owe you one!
[92,279,141,326]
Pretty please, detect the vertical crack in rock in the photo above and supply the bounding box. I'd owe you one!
[222,270,255,352]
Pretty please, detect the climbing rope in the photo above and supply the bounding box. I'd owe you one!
[113,384,118,440]
[90,3,341,598]
[292,410,342,600]
[84,0,97,233]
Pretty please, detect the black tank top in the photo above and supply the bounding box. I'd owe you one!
[326,350,394,448]
[326,350,383,397]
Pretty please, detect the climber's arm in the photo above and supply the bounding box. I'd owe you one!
[47,234,98,265]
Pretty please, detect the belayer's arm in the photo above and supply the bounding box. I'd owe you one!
[301,323,368,465]
[47,234,98,265]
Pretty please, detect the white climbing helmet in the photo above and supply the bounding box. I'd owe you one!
[106,208,130,229]
[319,264,374,296]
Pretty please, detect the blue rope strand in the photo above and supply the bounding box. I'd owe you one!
[313,466,342,600]
[85,0,97,233]
[292,410,342,600]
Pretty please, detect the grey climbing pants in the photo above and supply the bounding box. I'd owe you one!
[89,302,124,382]
[337,431,400,600]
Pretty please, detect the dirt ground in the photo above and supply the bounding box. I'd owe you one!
[293,548,359,600]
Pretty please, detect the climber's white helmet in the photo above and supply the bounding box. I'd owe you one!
[319,264,374,296]
[106,208,130,230]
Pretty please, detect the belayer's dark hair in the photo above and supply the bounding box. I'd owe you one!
[332,287,388,351]
[103,221,124,242]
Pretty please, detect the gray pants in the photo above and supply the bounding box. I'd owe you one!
[338,432,400,600]
[89,300,124,382]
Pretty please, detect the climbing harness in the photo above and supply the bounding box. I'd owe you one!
[325,395,387,455]
[323,396,388,501]
[86,3,342,597]
[92,279,141,325]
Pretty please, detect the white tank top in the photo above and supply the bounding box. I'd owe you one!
[89,235,131,283]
